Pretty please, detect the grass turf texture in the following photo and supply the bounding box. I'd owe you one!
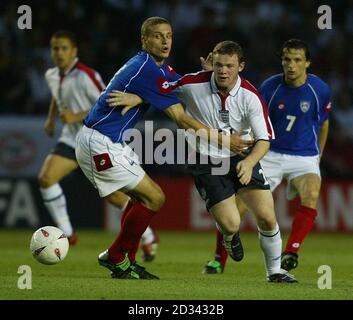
[1,229,352,300]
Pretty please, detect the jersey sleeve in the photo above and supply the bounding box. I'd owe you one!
[246,92,274,141]
[44,70,50,85]
[80,71,105,106]
[44,69,54,91]
[126,68,180,111]
[319,83,332,125]
[258,80,272,106]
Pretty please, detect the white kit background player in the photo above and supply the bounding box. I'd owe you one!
[39,30,157,250]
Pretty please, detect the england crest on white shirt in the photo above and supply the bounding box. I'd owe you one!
[300,101,310,113]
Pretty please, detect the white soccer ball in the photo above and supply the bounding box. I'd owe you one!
[30,226,69,265]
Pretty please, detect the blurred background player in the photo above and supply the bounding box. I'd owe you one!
[38,30,104,244]
[39,30,159,255]
[204,39,331,274]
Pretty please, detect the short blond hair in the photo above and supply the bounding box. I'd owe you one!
[141,16,171,37]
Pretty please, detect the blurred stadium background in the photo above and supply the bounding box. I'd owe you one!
[0,0,352,234]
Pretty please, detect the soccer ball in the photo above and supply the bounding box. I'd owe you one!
[30,226,69,265]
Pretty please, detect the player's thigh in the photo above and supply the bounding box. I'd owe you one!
[126,174,165,211]
[291,173,321,204]
[235,196,248,220]
[285,155,321,201]
[238,188,277,228]
[260,151,284,191]
[189,167,235,212]
[106,191,130,209]
[209,195,240,233]
[38,153,78,185]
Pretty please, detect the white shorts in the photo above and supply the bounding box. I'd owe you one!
[260,150,321,200]
[75,126,145,197]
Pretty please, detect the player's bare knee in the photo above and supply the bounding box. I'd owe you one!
[301,189,320,206]
[145,190,165,212]
[108,199,126,210]
[257,213,277,231]
[217,218,239,234]
[107,193,129,209]
[223,223,239,235]
[38,173,55,188]
[153,190,166,211]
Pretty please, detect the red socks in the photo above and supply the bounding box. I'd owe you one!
[109,202,157,263]
[285,205,317,254]
[215,229,228,266]
[120,201,133,227]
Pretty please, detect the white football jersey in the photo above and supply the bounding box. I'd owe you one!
[45,58,105,148]
[173,71,274,158]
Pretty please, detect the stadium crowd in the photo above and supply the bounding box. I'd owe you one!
[0,0,352,178]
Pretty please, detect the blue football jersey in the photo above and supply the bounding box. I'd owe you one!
[84,50,181,143]
[259,73,331,156]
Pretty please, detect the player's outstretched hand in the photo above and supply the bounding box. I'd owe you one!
[200,52,213,71]
[106,90,143,116]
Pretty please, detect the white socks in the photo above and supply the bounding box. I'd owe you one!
[40,184,73,237]
[141,226,155,245]
[258,223,282,276]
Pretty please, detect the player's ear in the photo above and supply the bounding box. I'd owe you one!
[239,62,245,72]
[305,60,311,69]
[141,36,146,49]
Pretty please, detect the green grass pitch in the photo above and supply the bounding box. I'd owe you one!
[1,229,352,300]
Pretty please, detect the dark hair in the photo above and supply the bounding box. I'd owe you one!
[51,30,77,47]
[280,39,311,61]
[141,16,171,37]
[212,41,245,64]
